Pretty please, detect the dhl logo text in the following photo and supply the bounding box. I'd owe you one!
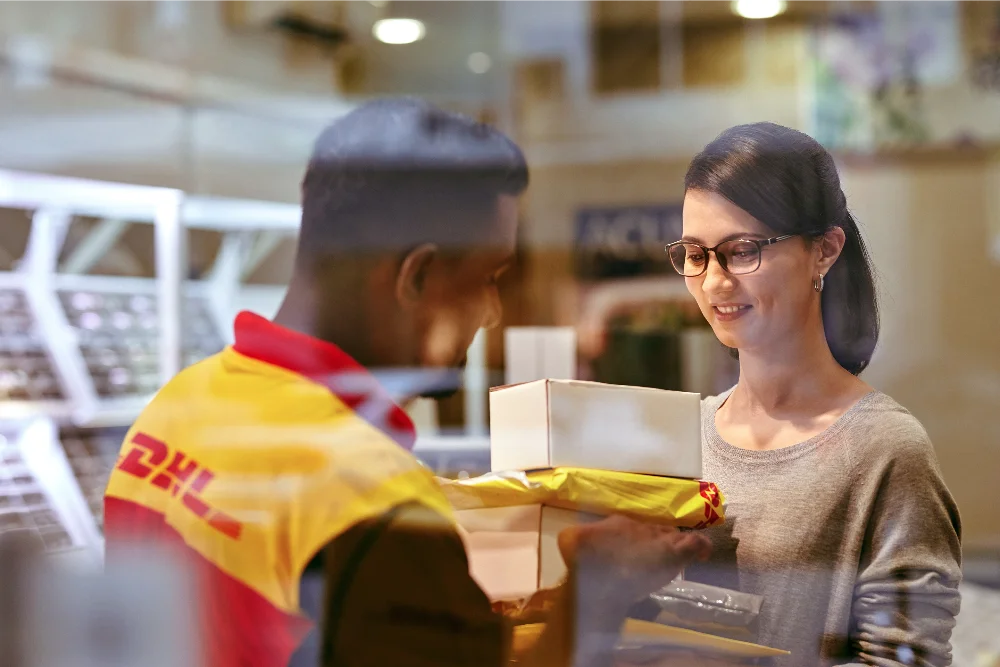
[116,432,243,540]
[699,481,721,508]
[693,481,723,530]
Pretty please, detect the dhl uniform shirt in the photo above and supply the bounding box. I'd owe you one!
[103,311,467,667]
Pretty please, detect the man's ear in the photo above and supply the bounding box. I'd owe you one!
[395,243,438,309]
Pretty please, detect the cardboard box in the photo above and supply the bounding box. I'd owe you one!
[504,327,578,385]
[455,505,603,601]
[513,619,790,662]
[489,379,702,478]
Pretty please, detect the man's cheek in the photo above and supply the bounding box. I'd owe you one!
[422,313,464,366]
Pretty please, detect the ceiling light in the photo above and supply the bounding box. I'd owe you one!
[732,0,787,20]
[372,18,425,45]
[467,52,492,74]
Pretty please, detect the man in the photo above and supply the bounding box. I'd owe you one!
[104,98,710,667]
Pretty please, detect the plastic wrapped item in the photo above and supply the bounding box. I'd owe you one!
[650,581,763,641]
[439,467,725,529]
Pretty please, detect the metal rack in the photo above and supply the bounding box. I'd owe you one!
[0,168,490,559]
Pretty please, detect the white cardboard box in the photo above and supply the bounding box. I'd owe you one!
[504,327,577,385]
[455,505,602,601]
[489,379,702,478]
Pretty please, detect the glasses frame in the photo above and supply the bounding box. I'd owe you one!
[664,234,799,277]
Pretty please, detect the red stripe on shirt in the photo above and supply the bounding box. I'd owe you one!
[231,311,417,451]
[104,496,313,667]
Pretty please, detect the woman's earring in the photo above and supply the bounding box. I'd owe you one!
[813,274,825,293]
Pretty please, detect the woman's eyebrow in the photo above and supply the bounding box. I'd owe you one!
[678,232,768,244]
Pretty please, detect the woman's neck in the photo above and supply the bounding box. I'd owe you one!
[729,327,866,416]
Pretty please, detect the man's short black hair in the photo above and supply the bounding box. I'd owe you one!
[299,97,528,257]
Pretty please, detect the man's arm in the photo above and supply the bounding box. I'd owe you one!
[308,505,710,667]
[524,517,712,667]
[310,503,615,667]
[317,502,508,667]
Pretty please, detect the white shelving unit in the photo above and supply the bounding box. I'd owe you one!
[0,168,491,560]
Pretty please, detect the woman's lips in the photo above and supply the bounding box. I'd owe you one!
[712,304,752,322]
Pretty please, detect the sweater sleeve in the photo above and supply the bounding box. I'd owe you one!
[844,437,963,667]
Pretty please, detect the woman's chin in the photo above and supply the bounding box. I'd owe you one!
[708,327,740,350]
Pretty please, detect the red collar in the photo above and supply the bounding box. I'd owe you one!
[231,311,417,452]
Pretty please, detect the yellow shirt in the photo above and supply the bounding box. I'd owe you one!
[104,311,452,667]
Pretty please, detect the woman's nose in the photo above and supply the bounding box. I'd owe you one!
[701,252,733,293]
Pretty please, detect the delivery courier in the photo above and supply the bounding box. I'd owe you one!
[103,98,712,667]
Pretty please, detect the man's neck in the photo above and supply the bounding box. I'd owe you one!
[272,279,379,369]
[272,280,458,407]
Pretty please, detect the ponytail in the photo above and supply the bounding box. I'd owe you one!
[821,212,879,375]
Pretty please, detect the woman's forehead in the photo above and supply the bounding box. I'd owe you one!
[682,190,773,240]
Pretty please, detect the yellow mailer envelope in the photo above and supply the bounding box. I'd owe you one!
[440,468,725,529]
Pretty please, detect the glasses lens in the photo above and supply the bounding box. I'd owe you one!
[668,243,708,276]
[720,240,760,274]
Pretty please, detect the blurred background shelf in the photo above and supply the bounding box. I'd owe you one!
[0,167,499,553]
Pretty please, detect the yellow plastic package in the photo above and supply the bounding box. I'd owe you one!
[438,468,724,529]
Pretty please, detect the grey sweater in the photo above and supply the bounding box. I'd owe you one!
[687,390,962,666]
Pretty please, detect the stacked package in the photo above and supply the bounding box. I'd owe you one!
[438,379,788,663]
[440,378,723,601]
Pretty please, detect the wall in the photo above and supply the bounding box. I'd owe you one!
[518,151,1000,548]
[0,1,359,201]
[841,150,1000,549]
[0,79,324,202]
[0,0,515,200]
[519,159,689,330]
[510,2,1000,166]
[0,1,342,95]
[992,158,1000,261]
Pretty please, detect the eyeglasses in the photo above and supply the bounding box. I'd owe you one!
[664,234,799,277]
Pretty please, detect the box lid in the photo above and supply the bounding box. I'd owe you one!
[490,378,700,398]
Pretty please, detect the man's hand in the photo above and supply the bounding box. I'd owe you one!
[515,516,711,667]
[558,515,712,616]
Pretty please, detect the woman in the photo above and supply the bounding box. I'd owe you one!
[666,123,962,666]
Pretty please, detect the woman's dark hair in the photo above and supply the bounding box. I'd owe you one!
[685,122,879,375]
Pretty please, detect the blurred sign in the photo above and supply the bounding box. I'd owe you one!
[810,2,964,150]
[878,1,962,86]
[969,5,1000,93]
[574,204,682,280]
